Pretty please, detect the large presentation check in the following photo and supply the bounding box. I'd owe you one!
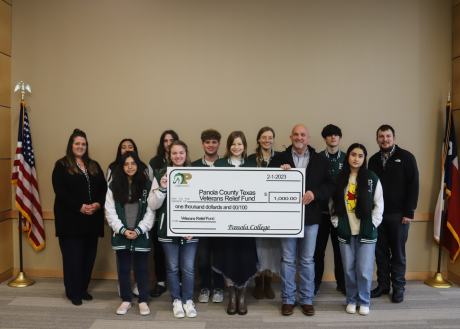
[166,167,306,237]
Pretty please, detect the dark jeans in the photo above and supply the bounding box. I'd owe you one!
[116,250,149,303]
[196,237,224,290]
[151,221,166,282]
[314,213,345,287]
[375,212,410,291]
[58,236,98,300]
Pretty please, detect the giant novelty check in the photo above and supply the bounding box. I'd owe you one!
[166,167,306,237]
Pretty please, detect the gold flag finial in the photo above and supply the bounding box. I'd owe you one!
[14,81,31,101]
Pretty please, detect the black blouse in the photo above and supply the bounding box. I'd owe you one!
[52,160,107,238]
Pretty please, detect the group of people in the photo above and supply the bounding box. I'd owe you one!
[52,123,419,318]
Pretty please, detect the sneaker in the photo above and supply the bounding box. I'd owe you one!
[183,300,197,318]
[132,283,139,297]
[212,289,224,303]
[150,283,167,298]
[359,306,370,316]
[346,304,356,314]
[172,299,185,318]
[139,302,150,316]
[198,288,210,303]
[116,302,131,315]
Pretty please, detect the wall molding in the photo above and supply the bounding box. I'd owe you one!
[448,271,460,287]
[9,210,435,222]
[0,268,13,284]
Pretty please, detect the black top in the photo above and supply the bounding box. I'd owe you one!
[268,145,336,226]
[52,160,107,237]
[368,145,419,219]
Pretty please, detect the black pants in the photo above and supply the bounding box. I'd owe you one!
[197,237,224,290]
[151,221,166,282]
[117,250,149,303]
[375,212,410,291]
[314,213,345,287]
[58,236,98,299]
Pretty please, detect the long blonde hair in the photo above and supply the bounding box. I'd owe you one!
[254,127,275,167]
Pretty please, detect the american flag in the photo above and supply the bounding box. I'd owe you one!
[11,101,46,251]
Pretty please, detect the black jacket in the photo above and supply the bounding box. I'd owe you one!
[368,145,419,219]
[268,145,336,226]
[52,160,107,237]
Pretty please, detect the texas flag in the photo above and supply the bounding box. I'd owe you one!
[434,103,460,263]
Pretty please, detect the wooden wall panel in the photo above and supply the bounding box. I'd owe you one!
[455,5,460,58]
[0,0,11,56]
[0,219,13,275]
[453,58,460,106]
[0,160,12,212]
[0,107,10,158]
[0,54,11,107]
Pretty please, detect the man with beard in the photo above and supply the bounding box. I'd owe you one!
[192,129,225,303]
[269,124,336,316]
[368,125,419,303]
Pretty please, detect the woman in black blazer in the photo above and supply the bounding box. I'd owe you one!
[52,129,107,306]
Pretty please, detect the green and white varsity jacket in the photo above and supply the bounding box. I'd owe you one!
[329,171,384,244]
[319,149,346,213]
[191,155,220,167]
[147,169,199,245]
[213,157,257,168]
[148,156,167,181]
[248,150,280,168]
[105,180,154,252]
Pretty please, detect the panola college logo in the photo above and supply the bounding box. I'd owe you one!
[173,173,192,185]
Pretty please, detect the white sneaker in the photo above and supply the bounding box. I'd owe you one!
[139,302,150,315]
[116,302,131,315]
[346,304,356,314]
[359,306,370,315]
[183,300,197,318]
[132,283,139,296]
[198,288,210,303]
[172,299,185,318]
[212,289,224,303]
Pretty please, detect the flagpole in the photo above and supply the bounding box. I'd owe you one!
[425,89,452,289]
[8,83,35,288]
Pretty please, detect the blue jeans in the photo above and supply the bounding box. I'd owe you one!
[280,224,319,305]
[197,237,225,290]
[161,242,198,303]
[339,236,376,307]
[116,250,149,303]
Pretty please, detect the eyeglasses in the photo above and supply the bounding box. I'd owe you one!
[124,162,137,167]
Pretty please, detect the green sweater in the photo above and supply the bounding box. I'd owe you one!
[319,149,346,212]
[248,150,280,167]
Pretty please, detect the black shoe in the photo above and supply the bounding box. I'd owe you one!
[336,284,346,296]
[392,289,404,303]
[371,286,390,298]
[81,293,93,301]
[150,283,167,298]
[71,298,82,306]
[314,284,320,297]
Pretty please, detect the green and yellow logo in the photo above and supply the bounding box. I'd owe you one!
[173,173,192,185]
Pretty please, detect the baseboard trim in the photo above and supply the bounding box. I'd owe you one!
[448,271,460,287]
[12,268,447,282]
[0,268,14,284]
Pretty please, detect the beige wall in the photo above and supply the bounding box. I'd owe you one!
[10,0,452,276]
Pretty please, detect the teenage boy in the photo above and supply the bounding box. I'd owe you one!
[192,129,225,303]
[368,125,419,303]
[314,124,346,296]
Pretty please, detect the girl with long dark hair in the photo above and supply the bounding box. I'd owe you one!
[213,131,258,316]
[105,152,154,315]
[148,140,198,319]
[52,129,107,306]
[247,127,281,299]
[330,143,383,316]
